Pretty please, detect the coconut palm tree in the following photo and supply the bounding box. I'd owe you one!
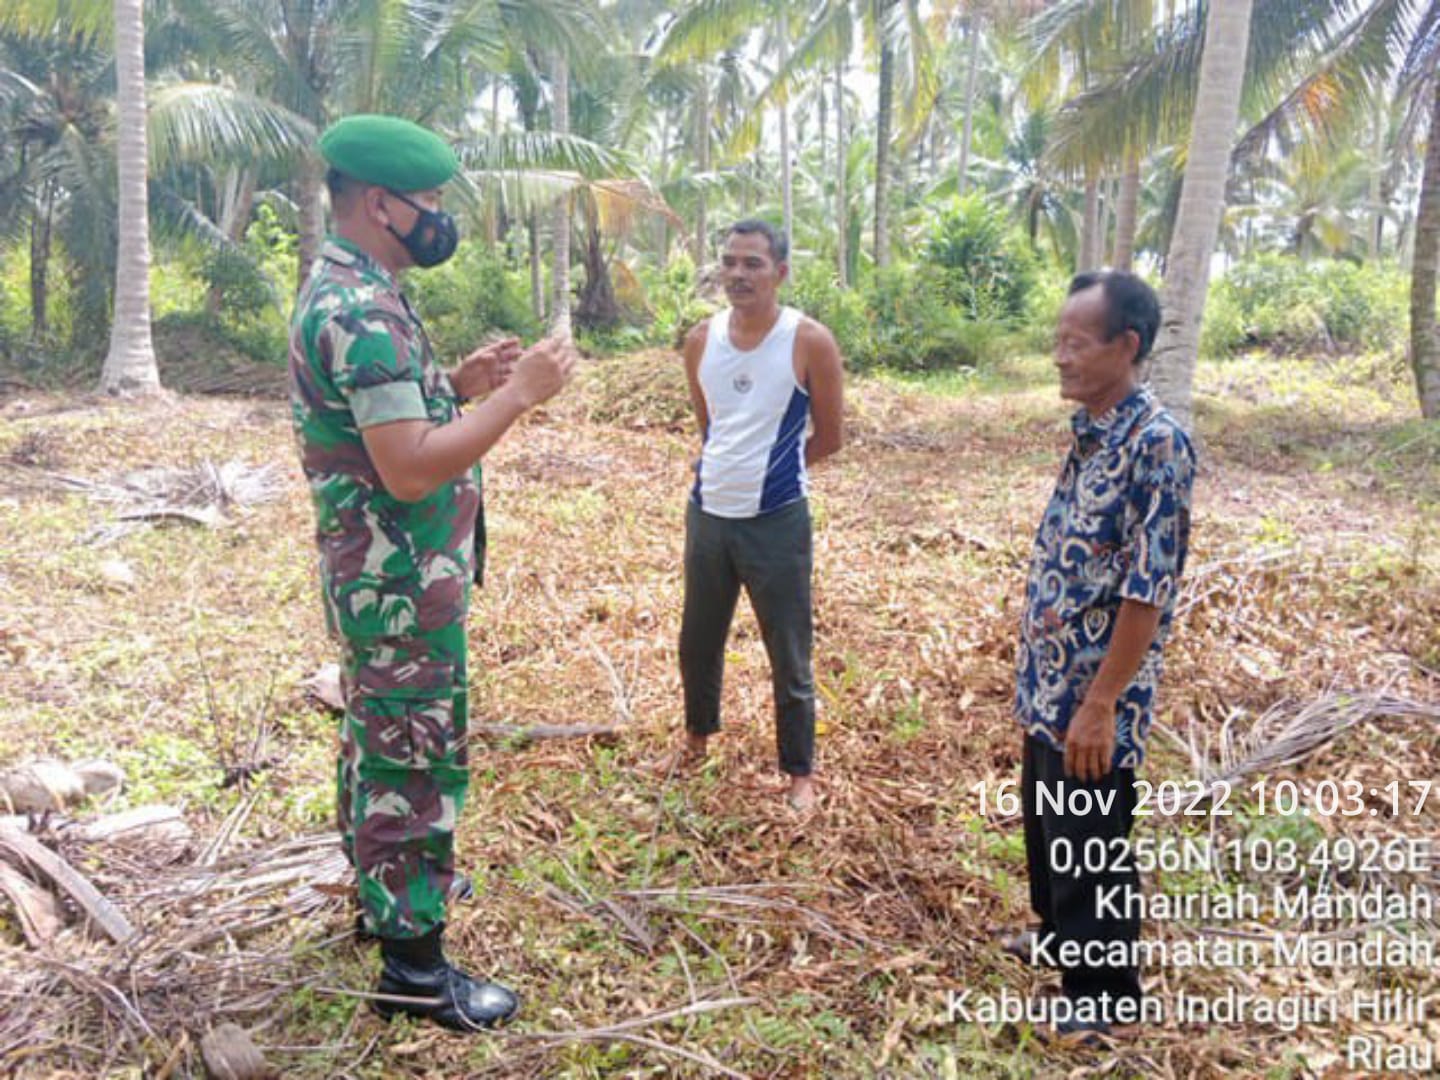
[1,0,159,392]
[1039,0,1439,420]
[1147,0,1255,430]
[979,105,1078,266]
[98,0,158,394]
[0,10,313,371]
[2,0,310,379]
[773,0,857,281]
[1026,0,1166,272]
[661,0,946,271]
[548,49,573,340]
[1248,145,1370,259]
[1411,75,1440,416]
[0,30,113,346]
[1218,0,1439,414]
[656,0,804,244]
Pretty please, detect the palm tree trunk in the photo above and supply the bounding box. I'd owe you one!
[658,108,671,268]
[576,199,621,330]
[296,153,325,292]
[818,81,828,175]
[1112,151,1140,270]
[100,0,160,395]
[1149,0,1255,432]
[778,12,793,245]
[874,37,895,269]
[549,51,572,342]
[29,179,52,340]
[1409,79,1440,418]
[1078,170,1100,271]
[488,79,501,247]
[1104,175,1118,261]
[1369,96,1385,261]
[219,168,257,243]
[208,168,256,314]
[694,72,710,267]
[529,211,544,320]
[834,56,848,288]
[957,14,981,198]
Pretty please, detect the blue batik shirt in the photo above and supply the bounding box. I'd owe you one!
[1015,385,1196,769]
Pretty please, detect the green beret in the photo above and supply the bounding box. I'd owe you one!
[318,114,459,191]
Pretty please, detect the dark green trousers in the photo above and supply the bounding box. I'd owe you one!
[679,499,816,775]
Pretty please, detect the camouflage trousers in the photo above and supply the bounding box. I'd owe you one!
[336,619,470,940]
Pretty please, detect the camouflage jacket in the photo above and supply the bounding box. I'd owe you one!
[289,236,481,643]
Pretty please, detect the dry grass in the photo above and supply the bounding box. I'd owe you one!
[0,351,1436,1078]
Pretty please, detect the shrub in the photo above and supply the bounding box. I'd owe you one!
[0,244,78,357]
[201,247,274,318]
[1201,254,1406,357]
[576,323,650,356]
[922,193,1039,322]
[785,261,871,363]
[641,254,717,349]
[861,264,976,372]
[189,203,298,366]
[406,242,539,360]
[1016,274,1068,354]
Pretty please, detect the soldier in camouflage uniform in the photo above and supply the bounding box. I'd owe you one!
[289,114,576,1031]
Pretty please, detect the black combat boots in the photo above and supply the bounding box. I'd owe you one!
[372,927,519,1031]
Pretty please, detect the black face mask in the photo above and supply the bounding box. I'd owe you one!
[384,190,459,268]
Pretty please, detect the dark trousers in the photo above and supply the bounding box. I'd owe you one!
[1022,734,1142,1013]
[679,499,815,776]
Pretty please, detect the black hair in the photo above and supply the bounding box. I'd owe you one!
[325,167,366,203]
[1068,270,1161,364]
[725,218,788,263]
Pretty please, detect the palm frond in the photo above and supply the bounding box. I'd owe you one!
[588,178,682,234]
[1232,0,1409,164]
[497,0,606,76]
[147,83,315,173]
[654,0,767,67]
[787,0,853,77]
[149,179,234,249]
[185,0,327,121]
[0,0,112,44]
[719,106,763,161]
[329,0,434,114]
[1396,0,1440,92]
[465,167,586,210]
[427,0,510,70]
[1045,0,1360,173]
[658,167,745,201]
[0,67,44,111]
[457,130,630,180]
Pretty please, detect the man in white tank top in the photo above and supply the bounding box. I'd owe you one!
[674,220,844,811]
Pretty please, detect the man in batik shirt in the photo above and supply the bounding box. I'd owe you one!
[1007,270,1195,1040]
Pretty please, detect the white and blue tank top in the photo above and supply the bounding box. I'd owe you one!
[691,305,810,518]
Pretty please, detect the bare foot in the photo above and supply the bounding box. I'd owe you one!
[685,731,709,761]
[785,775,817,812]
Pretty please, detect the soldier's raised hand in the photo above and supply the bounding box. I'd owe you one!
[452,336,522,400]
[509,336,579,408]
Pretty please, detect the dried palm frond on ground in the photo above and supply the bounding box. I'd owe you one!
[0,828,349,1074]
[575,349,693,429]
[0,819,788,1078]
[5,458,286,544]
[1158,687,1440,793]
